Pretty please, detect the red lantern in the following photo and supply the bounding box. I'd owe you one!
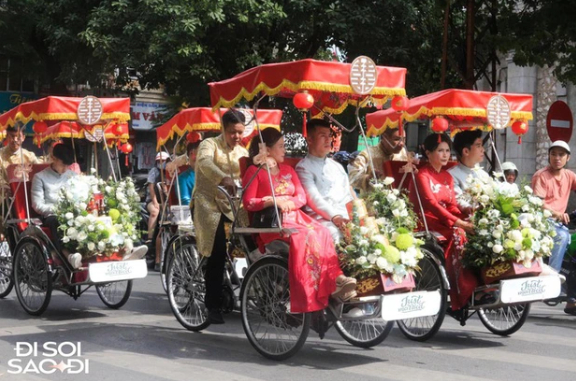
[431,116,449,143]
[111,122,124,136]
[391,96,409,112]
[121,142,133,154]
[33,121,48,135]
[431,116,449,133]
[121,143,133,166]
[293,92,315,137]
[293,92,315,110]
[511,120,529,144]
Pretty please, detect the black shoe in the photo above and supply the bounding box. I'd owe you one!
[207,308,225,324]
[310,311,328,339]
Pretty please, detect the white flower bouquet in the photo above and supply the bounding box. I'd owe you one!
[461,175,556,269]
[338,198,424,283]
[56,171,141,260]
[364,177,419,233]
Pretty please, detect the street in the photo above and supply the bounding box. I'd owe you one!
[0,271,574,381]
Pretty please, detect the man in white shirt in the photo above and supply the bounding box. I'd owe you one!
[448,129,490,209]
[296,119,355,243]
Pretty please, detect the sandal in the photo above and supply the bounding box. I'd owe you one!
[332,290,357,303]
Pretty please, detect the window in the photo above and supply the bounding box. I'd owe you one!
[0,56,35,92]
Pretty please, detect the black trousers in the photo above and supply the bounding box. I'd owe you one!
[43,215,63,253]
[204,215,229,310]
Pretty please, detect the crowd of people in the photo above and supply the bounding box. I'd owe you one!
[0,122,148,270]
[2,108,574,321]
[170,108,574,324]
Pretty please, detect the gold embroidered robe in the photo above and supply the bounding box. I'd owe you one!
[348,145,407,194]
[192,135,248,257]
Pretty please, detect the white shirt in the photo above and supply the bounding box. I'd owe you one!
[448,162,490,208]
[296,154,354,222]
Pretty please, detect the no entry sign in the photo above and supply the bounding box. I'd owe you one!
[546,101,573,142]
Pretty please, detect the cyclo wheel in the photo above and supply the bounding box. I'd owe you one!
[397,246,447,341]
[335,306,394,348]
[167,236,210,331]
[159,228,175,293]
[96,280,133,309]
[478,303,530,336]
[0,241,14,298]
[13,238,52,316]
[240,256,310,361]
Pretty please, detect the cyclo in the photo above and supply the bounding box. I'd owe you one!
[0,96,147,315]
[365,88,562,341]
[166,57,443,360]
[154,107,283,293]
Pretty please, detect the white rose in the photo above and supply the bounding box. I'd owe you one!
[376,257,389,270]
[77,232,87,241]
[508,230,523,242]
[383,177,395,186]
[79,202,87,210]
[372,183,384,190]
[514,242,523,251]
[492,231,501,239]
[386,193,397,203]
[65,212,74,220]
[478,218,489,225]
[356,256,367,265]
[492,244,503,254]
[479,195,490,204]
[367,254,377,264]
[98,241,106,251]
[62,236,70,243]
[373,201,380,206]
[87,242,95,251]
[479,229,489,236]
[524,185,533,193]
[543,209,552,218]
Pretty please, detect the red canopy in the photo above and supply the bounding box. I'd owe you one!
[209,59,406,115]
[0,96,131,130]
[33,121,130,145]
[366,89,533,136]
[156,107,283,149]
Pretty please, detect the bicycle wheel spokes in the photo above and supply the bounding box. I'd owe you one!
[168,242,209,331]
[241,258,309,360]
[14,240,52,315]
[478,303,530,335]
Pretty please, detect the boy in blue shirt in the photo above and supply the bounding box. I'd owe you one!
[178,142,200,206]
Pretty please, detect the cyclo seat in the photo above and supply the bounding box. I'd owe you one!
[238,156,303,259]
[6,163,52,237]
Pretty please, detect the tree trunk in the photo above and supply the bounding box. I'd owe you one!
[465,0,475,89]
[441,0,451,89]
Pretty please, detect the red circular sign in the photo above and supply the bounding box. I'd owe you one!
[546,101,573,142]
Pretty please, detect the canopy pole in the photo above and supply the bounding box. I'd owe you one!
[101,128,117,182]
[251,102,282,230]
[355,104,378,181]
[17,124,32,225]
[489,130,503,172]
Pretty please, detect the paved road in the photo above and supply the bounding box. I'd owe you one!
[0,271,575,381]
